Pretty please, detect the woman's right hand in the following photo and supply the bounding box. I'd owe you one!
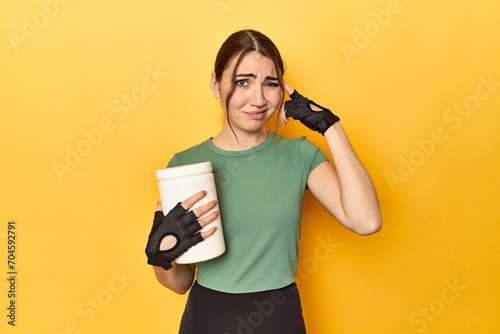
[145,191,218,271]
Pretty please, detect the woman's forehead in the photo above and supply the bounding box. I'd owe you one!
[225,51,277,77]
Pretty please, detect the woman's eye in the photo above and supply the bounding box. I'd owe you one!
[265,82,279,88]
[236,80,248,87]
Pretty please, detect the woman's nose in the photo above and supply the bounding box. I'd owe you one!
[250,87,265,107]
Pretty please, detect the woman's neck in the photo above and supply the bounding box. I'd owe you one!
[211,127,268,151]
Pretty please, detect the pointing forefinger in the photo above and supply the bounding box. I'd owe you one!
[281,78,294,96]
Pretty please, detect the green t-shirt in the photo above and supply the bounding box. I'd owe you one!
[167,131,328,293]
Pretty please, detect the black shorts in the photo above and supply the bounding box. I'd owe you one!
[179,281,307,334]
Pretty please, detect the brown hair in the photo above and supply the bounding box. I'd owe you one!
[214,29,285,139]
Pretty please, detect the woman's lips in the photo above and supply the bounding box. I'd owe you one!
[245,110,267,120]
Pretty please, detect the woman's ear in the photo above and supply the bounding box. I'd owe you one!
[211,72,220,99]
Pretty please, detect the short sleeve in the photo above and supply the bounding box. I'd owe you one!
[166,154,179,168]
[298,137,329,176]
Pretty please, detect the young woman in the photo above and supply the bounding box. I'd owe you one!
[145,29,382,333]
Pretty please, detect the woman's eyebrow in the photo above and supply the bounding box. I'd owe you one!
[236,73,256,78]
[236,73,278,81]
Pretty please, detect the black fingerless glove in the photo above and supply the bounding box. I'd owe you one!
[284,90,340,135]
[145,203,204,270]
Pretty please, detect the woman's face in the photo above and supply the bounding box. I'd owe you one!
[212,51,282,135]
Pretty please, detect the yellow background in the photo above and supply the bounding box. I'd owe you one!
[1,0,499,333]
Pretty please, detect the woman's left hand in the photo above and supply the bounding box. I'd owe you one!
[279,78,340,134]
[279,79,294,126]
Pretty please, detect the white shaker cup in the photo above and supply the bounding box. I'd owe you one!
[156,162,225,264]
